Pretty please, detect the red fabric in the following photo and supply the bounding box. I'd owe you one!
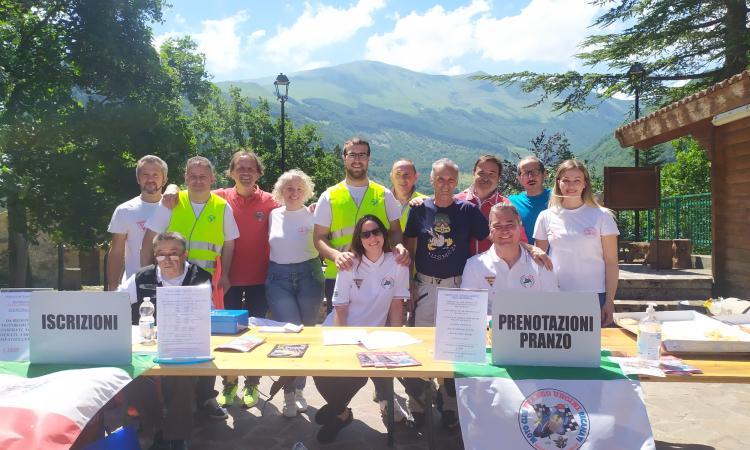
[212,255,225,309]
[0,406,81,450]
[214,187,279,286]
[455,189,528,255]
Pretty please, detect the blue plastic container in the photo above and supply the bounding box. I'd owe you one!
[211,309,249,334]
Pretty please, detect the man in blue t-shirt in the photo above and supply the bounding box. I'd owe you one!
[403,158,488,430]
[509,156,551,244]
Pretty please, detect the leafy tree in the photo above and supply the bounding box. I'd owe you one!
[476,0,750,113]
[661,138,711,196]
[1,0,194,286]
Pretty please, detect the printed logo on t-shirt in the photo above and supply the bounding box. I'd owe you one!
[427,213,456,260]
[353,278,363,289]
[381,277,394,290]
[136,220,147,231]
[484,276,496,287]
[583,227,597,237]
[255,211,265,221]
[520,274,536,288]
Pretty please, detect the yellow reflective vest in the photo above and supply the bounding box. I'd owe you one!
[167,191,226,274]
[398,190,425,231]
[325,180,390,279]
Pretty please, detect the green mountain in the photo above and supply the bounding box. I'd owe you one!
[217,60,633,190]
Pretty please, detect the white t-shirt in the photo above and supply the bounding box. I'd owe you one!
[314,181,402,228]
[268,206,319,264]
[118,262,190,304]
[323,252,410,327]
[107,196,160,283]
[145,198,240,241]
[461,244,559,314]
[533,204,619,293]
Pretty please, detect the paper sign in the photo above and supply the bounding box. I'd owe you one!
[434,288,488,363]
[156,285,211,361]
[491,291,601,368]
[0,290,37,361]
[30,291,132,365]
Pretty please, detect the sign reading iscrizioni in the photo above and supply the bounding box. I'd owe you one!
[492,291,601,367]
[30,291,131,365]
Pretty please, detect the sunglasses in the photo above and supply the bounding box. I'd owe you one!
[361,228,383,239]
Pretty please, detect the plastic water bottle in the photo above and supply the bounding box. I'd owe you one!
[139,297,156,345]
[637,303,661,362]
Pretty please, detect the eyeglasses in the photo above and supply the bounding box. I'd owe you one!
[361,228,383,239]
[345,152,369,160]
[518,168,543,178]
[155,255,181,262]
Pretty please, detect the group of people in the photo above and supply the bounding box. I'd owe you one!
[106,137,619,449]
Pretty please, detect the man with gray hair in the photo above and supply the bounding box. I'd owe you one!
[140,155,239,421]
[106,155,168,290]
[403,158,489,430]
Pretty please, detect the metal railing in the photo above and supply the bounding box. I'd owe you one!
[617,193,712,254]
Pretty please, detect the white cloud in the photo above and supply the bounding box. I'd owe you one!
[366,0,490,74]
[174,13,187,24]
[365,0,602,75]
[153,31,182,50]
[263,0,386,67]
[193,10,250,76]
[474,0,601,65]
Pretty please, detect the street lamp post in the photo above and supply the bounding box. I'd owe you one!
[628,62,646,241]
[274,73,290,173]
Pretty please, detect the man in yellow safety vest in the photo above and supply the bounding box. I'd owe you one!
[313,137,410,313]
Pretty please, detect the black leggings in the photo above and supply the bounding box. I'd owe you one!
[314,376,393,414]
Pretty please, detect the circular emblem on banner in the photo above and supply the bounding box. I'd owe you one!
[518,389,589,450]
[520,274,536,288]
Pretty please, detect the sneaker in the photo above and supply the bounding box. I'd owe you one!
[283,391,298,418]
[200,398,228,420]
[241,385,259,408]
[294,389,308,412]
[441,410,460,431]
[218,383,238,407]
[316,408,353,444]
[379,400,410,423]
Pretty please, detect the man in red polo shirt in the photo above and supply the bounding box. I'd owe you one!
[213,150,278,408]
[454,154,528,254]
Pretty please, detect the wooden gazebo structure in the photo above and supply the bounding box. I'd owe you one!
[615,70,750,298]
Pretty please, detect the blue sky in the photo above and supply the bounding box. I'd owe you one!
[151,0,609,82]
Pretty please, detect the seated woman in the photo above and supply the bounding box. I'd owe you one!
[313,215,410,444]
[533,159,619,325]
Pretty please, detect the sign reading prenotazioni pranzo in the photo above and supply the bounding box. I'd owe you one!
[491,291,601,368]
[29,291,131,365]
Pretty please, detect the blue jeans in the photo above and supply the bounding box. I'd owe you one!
[266,258,324,391]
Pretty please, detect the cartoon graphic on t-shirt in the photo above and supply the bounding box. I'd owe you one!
[427,213,454,251]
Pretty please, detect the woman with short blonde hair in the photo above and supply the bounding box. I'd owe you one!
[265,169,323,418]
